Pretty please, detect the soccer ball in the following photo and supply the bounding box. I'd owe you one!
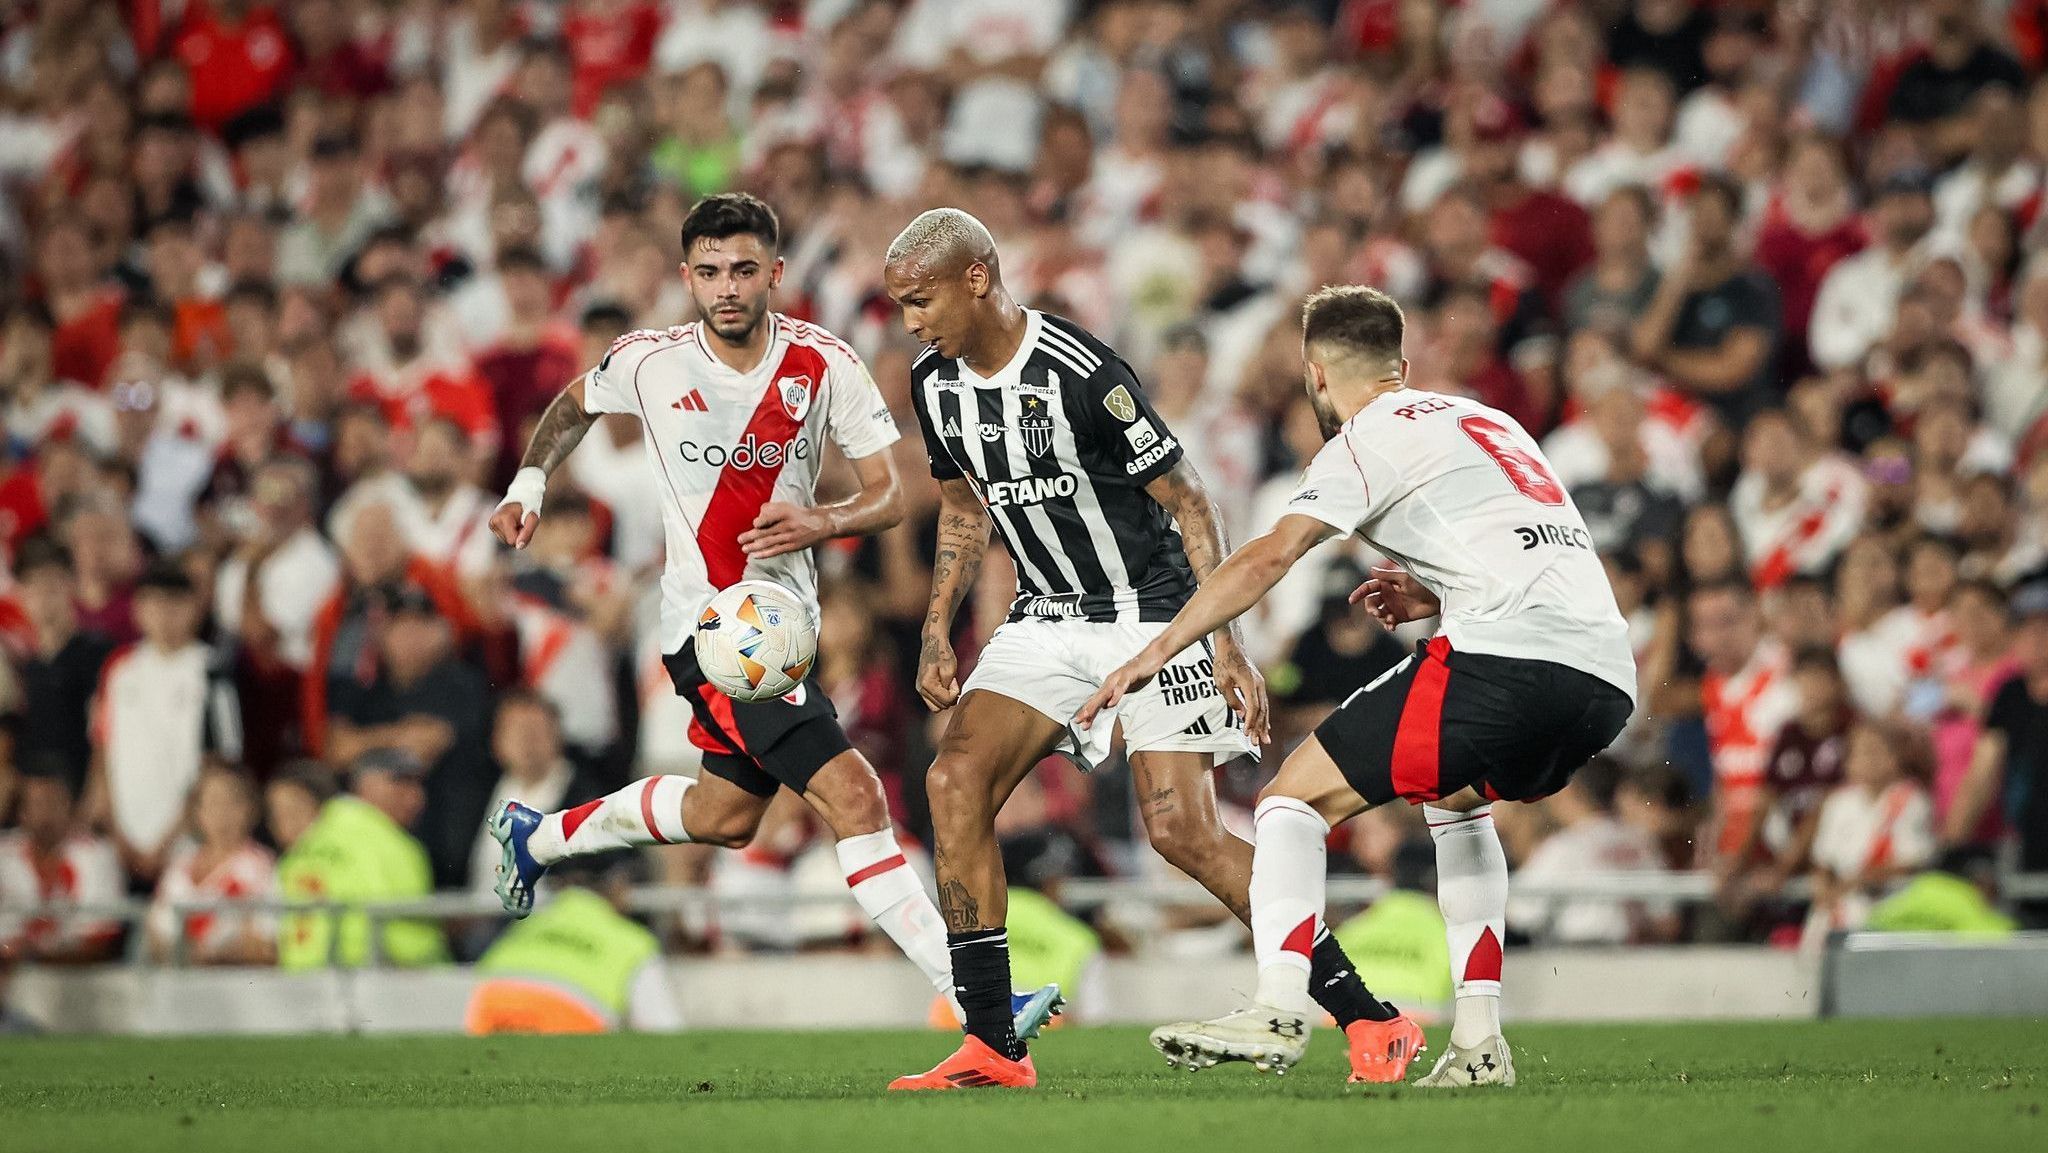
[694,580,818,702]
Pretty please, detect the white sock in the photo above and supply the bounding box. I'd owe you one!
[837,829,955,1005]
[1248,795,1328,1016]
[1427,803,1506,1047]
[526,776,694,865]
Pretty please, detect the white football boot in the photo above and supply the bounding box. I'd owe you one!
[1150,1005,1311,1075]
[1415,1034,1517,1087]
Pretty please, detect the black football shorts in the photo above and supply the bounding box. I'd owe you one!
[1315,636,1632,806]
[664,642,852,798]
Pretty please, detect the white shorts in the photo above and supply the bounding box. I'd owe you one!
[960,617,1253,770]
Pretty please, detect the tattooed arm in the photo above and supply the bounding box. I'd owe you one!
[916,477,991,711]
[1144,459,1271,745]
[489,377,600,550]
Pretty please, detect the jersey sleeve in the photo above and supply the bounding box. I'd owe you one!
[908,357,963,481]
[1280,432,1399,537]
[1079,356,1182,486]
[582,332,654,416]
[823,347,901,460]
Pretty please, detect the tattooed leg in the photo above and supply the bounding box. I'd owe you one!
[1132,751,1253,923]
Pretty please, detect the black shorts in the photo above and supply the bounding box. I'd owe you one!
[1315,637,1632,807]
[664,642,852,798]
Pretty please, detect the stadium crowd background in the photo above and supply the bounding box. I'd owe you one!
[2,0,2047,978]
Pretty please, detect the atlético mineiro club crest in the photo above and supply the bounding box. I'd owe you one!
[1018,393,1055,457]
[779,374,813,421]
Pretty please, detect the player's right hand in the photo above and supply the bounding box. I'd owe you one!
[492,466,548,550]
[1351,562,1440,627]
[916,632,960,711]
[489,502,540,550]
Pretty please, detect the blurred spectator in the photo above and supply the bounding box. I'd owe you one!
[83,561,239,886]
[324,584,490,889]
[1331,837,1453,1011]
[465,859,681,1035]
[1931,580,2016,846]
[5,538,114,793]
[1729,409,1868,590]
[1887,0,2028,165]
[1866,846,2018,935]
[214,457,340,772]
[1804,719,1936,945]
[303,498,474,759]
[1720,651,1850,929]
[471,249,583,488]
[0,774,122,964]
[1510,758,1678,945]
[145,767,277,965]
[1267,562,1408,747]
[276,749,448,970]
[1753,137,1865,383]
[262,760,336,855]
[330,416,498,583]
[1630,173,1782,429]
[816,580,914,826]
[1690,580,1800,863]
[1564,186,1660,342]
[1952,581,2048,926]
[1809,169,1940,374]
[277,135,391,288]
[466,690,608,900]
[498,490,627,757]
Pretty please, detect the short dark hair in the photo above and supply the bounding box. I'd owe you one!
[581,301,631,334]
[497,246,549,276]
[1302,285,1406,364]
[679,192,779,258]
[13,534,73,580]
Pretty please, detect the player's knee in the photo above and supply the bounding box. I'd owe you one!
[924,754,992,826]
[806,759,890,837]
[1141,806,1221,873]
[688,806,761,848]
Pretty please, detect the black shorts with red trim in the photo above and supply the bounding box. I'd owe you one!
[664,642,852,798]
[1315,636,1632,807]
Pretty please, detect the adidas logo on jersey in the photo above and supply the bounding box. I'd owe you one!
[941,418,963,440]
[674,389,709,413]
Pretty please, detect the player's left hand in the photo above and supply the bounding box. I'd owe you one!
[740,503,834,557]
[1076,650,1166,732]
[1212,637,1271,747]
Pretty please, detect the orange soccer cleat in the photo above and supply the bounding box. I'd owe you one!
[887,1035,1038,1091]
[1344,1014,1428,1084]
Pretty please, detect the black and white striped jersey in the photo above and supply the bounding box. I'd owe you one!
[909,309,1194,624]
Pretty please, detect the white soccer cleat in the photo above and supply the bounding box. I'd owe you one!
[1414,1034,1517,1088]
[1150,1005,1311,1075]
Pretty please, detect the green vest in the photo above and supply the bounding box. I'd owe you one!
[1333,890,1455,1008]
[1866,872,2018,937]
[1005,887,1101,996]
[476,888,661,1018]
[277,796,448,970]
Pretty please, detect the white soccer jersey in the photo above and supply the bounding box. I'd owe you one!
[1283,389,1637,699]
[581,314,900,652]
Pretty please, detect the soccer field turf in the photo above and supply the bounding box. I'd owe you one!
[3,1020,2043,1153]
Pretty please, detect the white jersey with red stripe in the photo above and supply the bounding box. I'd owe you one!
[1283,388,1637,700]
[581,314,900,652]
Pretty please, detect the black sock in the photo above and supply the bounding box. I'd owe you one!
[948,928,1024,1060]
[1309,928,1397,1024]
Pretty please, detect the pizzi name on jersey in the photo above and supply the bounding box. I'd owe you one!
[910,310,1196,625]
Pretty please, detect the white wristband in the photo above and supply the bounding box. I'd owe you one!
[499,467,547,518]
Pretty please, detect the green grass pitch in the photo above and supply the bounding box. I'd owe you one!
[3,1020,2043,1152]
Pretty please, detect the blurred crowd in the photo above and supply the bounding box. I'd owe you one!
[2,0,2047,977]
